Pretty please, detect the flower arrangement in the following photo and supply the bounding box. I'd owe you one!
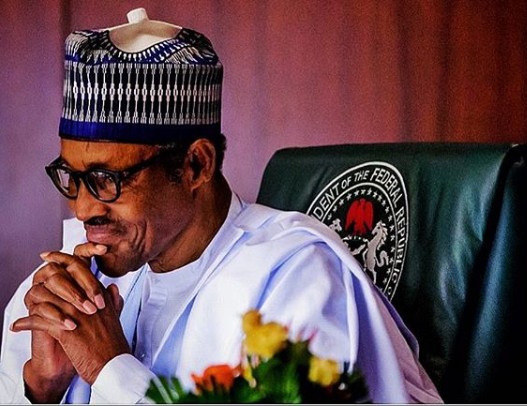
[145,310,370,403]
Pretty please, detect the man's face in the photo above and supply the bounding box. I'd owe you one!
[60,139,195,277]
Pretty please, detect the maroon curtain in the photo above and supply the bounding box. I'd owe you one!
[1,0,526,346]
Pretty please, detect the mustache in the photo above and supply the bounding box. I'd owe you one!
[84,216,113,227]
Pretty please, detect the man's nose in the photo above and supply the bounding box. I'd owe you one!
[70,182,109,222]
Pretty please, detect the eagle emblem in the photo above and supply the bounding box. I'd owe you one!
[307,162,409,301]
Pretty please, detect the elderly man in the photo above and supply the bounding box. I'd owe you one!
[0,11,442,404]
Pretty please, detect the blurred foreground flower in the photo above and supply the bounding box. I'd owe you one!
[191,364,240,393]
[146,309,370,403]
[242,309,288,359]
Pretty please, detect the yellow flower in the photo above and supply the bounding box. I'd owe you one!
[308,356,340,387]
[242,310,288,359]
[241,362,256,387]
[242,309,262,334]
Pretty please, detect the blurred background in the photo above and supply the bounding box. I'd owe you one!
[1,0,526,347]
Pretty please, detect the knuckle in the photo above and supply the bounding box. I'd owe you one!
[66,259,92,277]
[35,263,65,284]
[47,271,73,288]
[45,272,63,288]
[23,292,33,309]
[23,285,42,308]
[28,302,46,317]
[33,268,49,285]
[47,262,66,274]
[29,302,44,316]
[73,245,89,257]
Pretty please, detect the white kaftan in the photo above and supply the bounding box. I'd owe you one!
[0,193,442,403]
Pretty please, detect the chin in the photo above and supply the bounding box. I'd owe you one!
[94,254,142,278]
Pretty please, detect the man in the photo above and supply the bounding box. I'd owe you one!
[0,12,442,404]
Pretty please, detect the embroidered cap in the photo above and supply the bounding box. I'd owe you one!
[59,27,223,144]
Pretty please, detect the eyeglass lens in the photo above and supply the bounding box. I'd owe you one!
[55,167,78,196]
[86,171,118,199]
[53,167,119,201]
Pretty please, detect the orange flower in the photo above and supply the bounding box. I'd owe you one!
[191,364,240,392]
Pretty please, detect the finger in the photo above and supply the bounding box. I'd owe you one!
[73,242,108,265]
[32,264,97,315]
[107,284,124,315]
[33,262,67,286]
[72,243,108,310]
[24,284,80,330]
[40,251,105,310]
[26,301,77,331]
[10,314,63,335]
[24,283,75,312]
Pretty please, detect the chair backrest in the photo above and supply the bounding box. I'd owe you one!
[256,142,527,403]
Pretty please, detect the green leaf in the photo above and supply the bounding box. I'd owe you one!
[230,377,265,403]
[146,376,182,403]
[250,354,303,403]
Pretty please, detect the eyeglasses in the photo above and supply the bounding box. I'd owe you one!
[45,153,163,203]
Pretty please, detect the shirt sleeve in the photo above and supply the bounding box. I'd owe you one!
[90,353,156,404]
[257,242,356,362]
[0,218,85,403]
[0,371,30,404]
[255,241,413,403]
[0,274,34,404]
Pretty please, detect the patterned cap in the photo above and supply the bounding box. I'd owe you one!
[59,28,223,144]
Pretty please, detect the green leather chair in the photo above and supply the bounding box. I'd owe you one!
[256,142,527,403]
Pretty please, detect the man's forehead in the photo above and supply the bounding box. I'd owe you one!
[60,139,158,169]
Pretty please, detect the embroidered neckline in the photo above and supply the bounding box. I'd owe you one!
[98,27,188,62]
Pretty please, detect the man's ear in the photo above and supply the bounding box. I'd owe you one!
[186,139,217,192]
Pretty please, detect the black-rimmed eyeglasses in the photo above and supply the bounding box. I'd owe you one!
[45,153,163,203]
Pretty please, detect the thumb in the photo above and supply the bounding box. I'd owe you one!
[73,242,108,265]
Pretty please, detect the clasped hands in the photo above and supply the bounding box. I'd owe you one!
[10,243,130,403]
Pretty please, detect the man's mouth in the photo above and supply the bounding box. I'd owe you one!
[85,225,119,245]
